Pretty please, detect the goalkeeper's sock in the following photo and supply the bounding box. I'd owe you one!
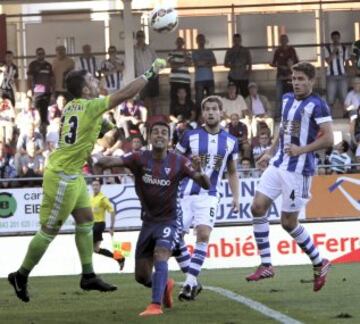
[75,222,94,274]
[19,230,55,276]
[96,248,114,258]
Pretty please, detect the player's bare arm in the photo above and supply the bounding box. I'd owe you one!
[108,58,166,110]
[191,155,211,190]
[95,156,125,169]
[284,122,334,157]
[227,159,240,213]
[108,77,148,110]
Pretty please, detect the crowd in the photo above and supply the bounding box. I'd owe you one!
[1,30,360,187]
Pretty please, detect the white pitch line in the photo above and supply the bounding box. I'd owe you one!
[205,285,303,324]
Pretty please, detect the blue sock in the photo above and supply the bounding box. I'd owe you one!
[175,240,191,273]
[253,216,271,266]
[185,242,207,287]
[289,225,322,266]
[151,260,168,305]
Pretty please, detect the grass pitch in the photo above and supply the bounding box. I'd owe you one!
[0,263,359,324]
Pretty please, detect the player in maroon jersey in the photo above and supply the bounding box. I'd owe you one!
[96,121,210,316]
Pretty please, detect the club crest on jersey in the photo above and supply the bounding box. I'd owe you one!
[164,167,171,175]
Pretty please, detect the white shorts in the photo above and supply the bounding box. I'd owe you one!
[256,165,312,212]
[180,195,219,232]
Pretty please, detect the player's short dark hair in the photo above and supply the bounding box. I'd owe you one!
[292,61,316,80]
[36,47,45,54]
[66,70,88,98]
[201,95,223,111]
[331,30,340,38]
[233,33,241,39]
[149,121,170,137]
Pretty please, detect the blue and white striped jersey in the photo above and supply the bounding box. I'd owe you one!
[271,92,332,176]
[176,127,239,197]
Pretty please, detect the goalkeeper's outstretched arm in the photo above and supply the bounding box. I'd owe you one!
[107,58,166,110]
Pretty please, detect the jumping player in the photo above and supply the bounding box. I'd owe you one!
[96,121,210,316]
[246,61,334,292]
[8,59,166,302]
[175,95,240,300]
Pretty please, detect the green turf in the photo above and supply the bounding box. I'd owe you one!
[0,263,359,324]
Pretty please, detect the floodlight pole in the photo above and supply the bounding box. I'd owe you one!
[122,0,135,84]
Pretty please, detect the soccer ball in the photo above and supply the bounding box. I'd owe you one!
[149,6,178,33]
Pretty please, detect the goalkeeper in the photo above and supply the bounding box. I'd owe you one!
[8,58,166,302]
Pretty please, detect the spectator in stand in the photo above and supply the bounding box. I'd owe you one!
[245,82,274,137]
[224,33,252,98]
[0,50,19,107]
[16,96,41,134]
[27,48,54,127]
[238,157,253,178]
[16,123,44,158]
[252,130,272,162]
[328,140,352,174]
[18,140,45,186]
[349,99,360,171]
[76,44,99,78]
[0,141,17,187]
[115,99,147,139]
[344,77,360,113]
[52,45,75,99]
[134,30,159,114]
[192,34,217,113]
[169,87,197,125]
[130,135,144,153]
[351,39,360,77]
[168,37,192,104]
[48,94,66,124]
[171,116,193,148]
[324,31,350,114]
[100,46,124,95]
[271,34,299,117]
[221,81,250,132]
[226,113,251,160]
[45,95,66,157]
[0,94,16,145]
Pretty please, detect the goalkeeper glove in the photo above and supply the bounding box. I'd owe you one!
[142,58,166,81]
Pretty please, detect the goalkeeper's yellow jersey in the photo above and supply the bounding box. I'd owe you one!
[47,96,110,175]
[90,192,114,223]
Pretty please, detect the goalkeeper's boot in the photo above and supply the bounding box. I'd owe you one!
[246,265,275,281]
[313,259,331,292]
[8,272,30,303]
[139,303,163,316]
[80,275,117,292]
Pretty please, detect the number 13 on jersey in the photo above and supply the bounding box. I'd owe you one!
[59,115,79,145]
